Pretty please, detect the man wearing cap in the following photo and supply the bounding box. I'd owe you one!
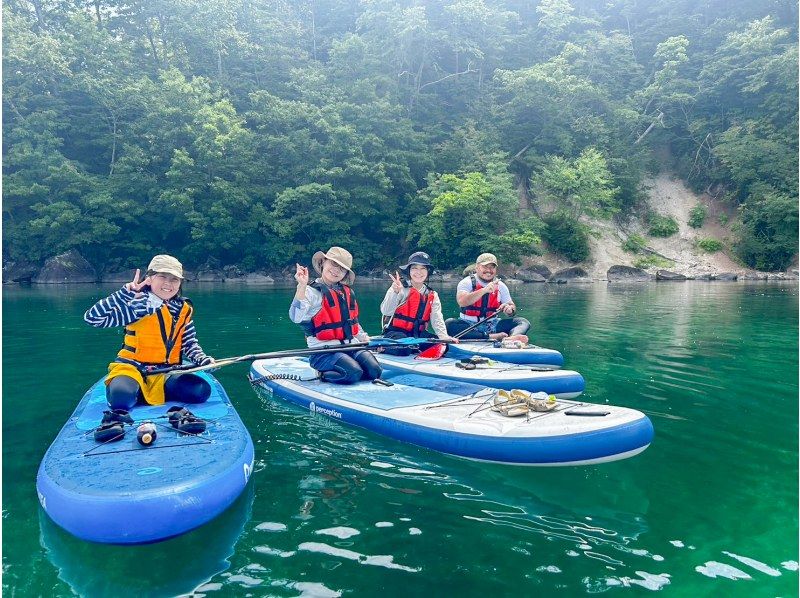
[445,253,531,340]
[290,246,383,384]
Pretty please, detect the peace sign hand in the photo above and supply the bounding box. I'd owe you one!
[294,264,309,286]
[126,269,151,294]
[389,271,403,293]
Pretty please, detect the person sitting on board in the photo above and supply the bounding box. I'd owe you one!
[379,251,458,355]
[84,254,215,420]
[290,246,382,384]
[445,252,531,341]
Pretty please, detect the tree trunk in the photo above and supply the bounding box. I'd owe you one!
[310,0,317,61]
[109,113,117,176]
[30,0,46,31]
[634,111,664,145]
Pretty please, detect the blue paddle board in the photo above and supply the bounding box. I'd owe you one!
[36,372,254,544]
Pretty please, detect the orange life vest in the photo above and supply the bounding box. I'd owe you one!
[304,282,361,341]
[386,286,434,336]
[117,299,193,365]
[460,275,500,319]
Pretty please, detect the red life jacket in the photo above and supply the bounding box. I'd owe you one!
[460,275,500,319]
[303,282,361,341]
[386,286,434,336]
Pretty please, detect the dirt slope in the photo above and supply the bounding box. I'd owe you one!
[530,173,791,280]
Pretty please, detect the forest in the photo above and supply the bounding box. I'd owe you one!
[3,0,798,273]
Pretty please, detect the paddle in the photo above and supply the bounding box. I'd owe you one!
[146,342,371,377]
[415,307,506,360]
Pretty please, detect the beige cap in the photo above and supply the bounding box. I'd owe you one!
[476,253,498,266]
[312,246,355,285]
[147,254,184,279]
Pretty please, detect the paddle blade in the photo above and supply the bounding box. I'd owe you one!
[415,343,447,360]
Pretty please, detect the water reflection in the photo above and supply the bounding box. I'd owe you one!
[245,384,659,591]
[39,481,254,597]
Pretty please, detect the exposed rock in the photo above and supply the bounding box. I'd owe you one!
[713,272,738,281]
[548,267,591,284]
[694,273,714,280]
[514,269,547,283]
[33,250,97,284]
[101,269,137,283]
[236,272,275,284]
[656,270,686,281]
[3,260,39,283]
[194,268,225,282]
[739,272,768,280]
[432,271,459,283]
[607,265,653,282]
[527,264,552,279]
[222,264,245,279]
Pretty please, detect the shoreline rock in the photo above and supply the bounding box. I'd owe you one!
[549,267,592,284]
[5,250,798,285]
[656,270,687,282]
[33,250,97,284]
[607,265,653,282]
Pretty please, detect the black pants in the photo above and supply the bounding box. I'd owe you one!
[106,374,211,411]
[308,350,383,384]
[444,317,531,340]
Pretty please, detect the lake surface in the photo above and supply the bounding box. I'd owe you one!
[3,281,798,596]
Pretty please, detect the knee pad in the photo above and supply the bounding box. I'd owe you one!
[106,375,141,411]
[321,354,363,385]
[353,350,383,380]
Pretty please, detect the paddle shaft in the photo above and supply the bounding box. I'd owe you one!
[147,342,371,376]
[453,306,507,339]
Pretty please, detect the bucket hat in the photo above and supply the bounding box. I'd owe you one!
[312,247,355,285]
[399,251,435,275]
[147,255,184,279]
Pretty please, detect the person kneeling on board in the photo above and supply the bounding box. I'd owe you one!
[290,246,382,384]
[84,254,213,438]
[380,251,458,356]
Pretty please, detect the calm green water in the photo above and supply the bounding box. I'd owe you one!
[3,282,798,596]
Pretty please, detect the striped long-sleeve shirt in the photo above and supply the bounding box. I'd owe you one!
[84,286,211,365]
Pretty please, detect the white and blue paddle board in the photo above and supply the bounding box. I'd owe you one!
[249,357,653,466]
[446,341,565,366]
[36,372,255,544]
[374,353,584,397]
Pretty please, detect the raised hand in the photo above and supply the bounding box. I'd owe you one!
[389,270,403,293]
[126,269,151,294]
[294,263,309,286]
[484,279,498,295]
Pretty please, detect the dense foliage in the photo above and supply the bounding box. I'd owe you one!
[3,0,797,272]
